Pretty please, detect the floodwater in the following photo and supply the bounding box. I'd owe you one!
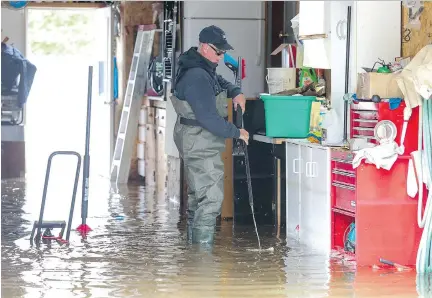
[1,177,431,298]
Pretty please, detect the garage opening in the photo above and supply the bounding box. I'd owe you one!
[24,7,112,195]
[23,7,113,221]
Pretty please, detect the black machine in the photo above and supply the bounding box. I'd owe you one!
[146,1,179,99]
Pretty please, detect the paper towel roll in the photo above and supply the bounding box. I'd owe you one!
[139,126,146,142]
[138,160,145,177]
[139,108,147,125]
[137,142,145,159]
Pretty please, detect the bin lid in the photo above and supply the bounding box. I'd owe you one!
[260,94,316,101]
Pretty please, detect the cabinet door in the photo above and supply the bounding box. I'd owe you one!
[300,1,332,69]
[285,142,301,239]
[299,1,331,36]
[299,145,312,242]
[310,147,331,252]
[329,1,353,143]
[299,146,331,253]
[330,1,353,91]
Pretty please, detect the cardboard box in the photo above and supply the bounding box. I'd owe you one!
[356,72,403,99]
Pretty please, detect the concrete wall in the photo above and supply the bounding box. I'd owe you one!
[1,7,26,142]
[1,7,26,53]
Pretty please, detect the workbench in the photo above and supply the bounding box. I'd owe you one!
[253,133,426,266]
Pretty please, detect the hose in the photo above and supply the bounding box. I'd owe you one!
[416,97,432,274]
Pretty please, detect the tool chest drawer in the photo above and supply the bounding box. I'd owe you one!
[332,181,356,213]
[331,150,356,214]
[349,101,420,156]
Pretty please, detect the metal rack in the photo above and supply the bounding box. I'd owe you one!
[1,94,24,125]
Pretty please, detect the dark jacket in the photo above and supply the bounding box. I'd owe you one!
[173,47,241,138]
[1,42,37,107]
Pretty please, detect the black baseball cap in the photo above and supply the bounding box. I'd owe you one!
[199,25,234,51]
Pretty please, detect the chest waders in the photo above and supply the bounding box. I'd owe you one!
[171,91,228,244]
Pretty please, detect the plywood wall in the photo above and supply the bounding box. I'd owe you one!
[402,2,432,57]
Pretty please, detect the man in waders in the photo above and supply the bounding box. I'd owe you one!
[171,25,249,245]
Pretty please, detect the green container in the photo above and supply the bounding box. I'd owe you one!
[260,95,316,138]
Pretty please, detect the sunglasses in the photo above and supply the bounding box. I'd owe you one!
[208,44,226,56]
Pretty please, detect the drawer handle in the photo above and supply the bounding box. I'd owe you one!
[352,110,378,114]
[352,134,376,140]
[353,127,375,131]
[332,182,355,191]
[293,158,300,174]
[332,169,356,177]
[331,158,352,164]
[353,119,378,123]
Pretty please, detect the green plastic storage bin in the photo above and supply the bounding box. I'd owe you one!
[260,95,316,138]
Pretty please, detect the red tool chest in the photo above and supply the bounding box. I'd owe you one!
[330,149,427,267]
[350,101,420,156]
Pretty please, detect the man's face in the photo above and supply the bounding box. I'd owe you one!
[203,43,226,64]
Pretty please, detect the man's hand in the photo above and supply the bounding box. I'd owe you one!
[233,93,246,113]
[239,128,249,145]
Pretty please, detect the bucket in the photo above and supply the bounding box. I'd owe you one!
[260,94,316,138]
[266,68,296,94]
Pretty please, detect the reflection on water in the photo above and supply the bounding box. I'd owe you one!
[1,177,431,298]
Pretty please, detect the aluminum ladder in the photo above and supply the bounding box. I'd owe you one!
[110,29,155,184]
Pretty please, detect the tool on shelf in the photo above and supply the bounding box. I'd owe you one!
[372,58,392,73]
[30,151,82,246]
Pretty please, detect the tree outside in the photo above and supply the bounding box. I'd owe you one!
[27,9,95,56]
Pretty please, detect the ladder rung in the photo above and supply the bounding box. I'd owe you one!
[33,220,66,229]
